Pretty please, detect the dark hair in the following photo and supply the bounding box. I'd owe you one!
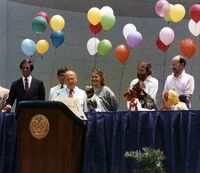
[57,66,68,76]
[91,68,105,86]
[137,60,152,76]
[178,55,186,67]
[19,59,34,71]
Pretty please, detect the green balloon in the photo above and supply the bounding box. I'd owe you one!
[32,16,47,35]
[101,14,116,30]
[98,39,112,56]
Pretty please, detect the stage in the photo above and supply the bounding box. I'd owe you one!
[1,110,200,173]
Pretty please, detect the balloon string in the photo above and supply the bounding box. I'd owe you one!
[118,63,126,109]
[51,48,57,87]
[163,52,167,86]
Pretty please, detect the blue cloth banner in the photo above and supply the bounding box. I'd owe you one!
[1,111,200,173]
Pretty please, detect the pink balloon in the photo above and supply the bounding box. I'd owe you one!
[126,31,142,48]
[159,27,175,46]
[155,0,170,17]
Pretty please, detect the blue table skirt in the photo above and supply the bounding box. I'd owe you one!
[1,110,200,173]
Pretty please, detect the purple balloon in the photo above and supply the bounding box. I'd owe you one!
[126,31,142,48]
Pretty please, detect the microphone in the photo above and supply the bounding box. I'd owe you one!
[52,92,60,101]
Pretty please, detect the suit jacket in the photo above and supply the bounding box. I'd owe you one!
[6,77,45,107]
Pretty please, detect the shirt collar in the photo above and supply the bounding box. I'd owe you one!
[172,70,185,78]
[22,75,32,81]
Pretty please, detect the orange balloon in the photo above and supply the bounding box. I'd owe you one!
[115,45,129,64]
[180,38,197,58]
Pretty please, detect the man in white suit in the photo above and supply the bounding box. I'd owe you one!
[48,67,68,101]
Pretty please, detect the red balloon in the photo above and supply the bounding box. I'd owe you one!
[189,4,200,23]
[156,37,170,52]
[36,12,49,23]
[89,23,102,35]
[180,38,197,58]
[115,45,129,64]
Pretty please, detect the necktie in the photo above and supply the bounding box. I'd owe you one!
[68,89,73,98]
[25,78,29,91]
[60,85,63,89]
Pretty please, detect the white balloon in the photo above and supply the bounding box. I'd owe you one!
[123,23,137,39]
[159,27,175,45]
[87,37,100,56]
[188,19,200,37]
[100,6,114,15]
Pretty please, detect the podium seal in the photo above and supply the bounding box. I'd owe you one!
[29,114,49,139]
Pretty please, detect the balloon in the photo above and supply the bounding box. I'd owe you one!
[189,4,200,23]
[87,37,100,55]
[164,14,172,22]
[101,14,115,30]
[32,16,47,35]
[159,27,174,45]
[123,23,137,39]
[156,37,170,52]
[115,45,129,64]
[101,6,114,15]
[36,12,49,23]
[169,4,185,22]
[126,31,142,48]
[87,7,101,25]
[50,15,65,31]
[155,0,170,17]
[89,23,102,35]
[50,31,64,48]
[21,39,36,57]
[36,40,49,54]
[180,38,197,58]
[97,39,112,56]
[188,19,200,37]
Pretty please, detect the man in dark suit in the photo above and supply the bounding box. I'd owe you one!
[3,59,45,112]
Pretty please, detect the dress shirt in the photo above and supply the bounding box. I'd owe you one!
[48,84,66,101]
[58,86,88,112]
[130,75,158,101]
[163,70,194,106]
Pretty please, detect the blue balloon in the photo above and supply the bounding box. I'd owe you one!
[21,39,36,57]
[50,31,64,48]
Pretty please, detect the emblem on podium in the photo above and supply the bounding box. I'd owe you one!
[29,114,49,139]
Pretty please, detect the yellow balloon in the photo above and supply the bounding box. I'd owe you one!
[36,40,49,54]
[87,7,101,25]
[50,15,65,30]
[168,89,179,105]
[169,4,185,22]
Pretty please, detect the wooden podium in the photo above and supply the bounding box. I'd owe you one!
[16,101,86,173]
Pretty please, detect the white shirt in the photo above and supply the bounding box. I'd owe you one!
[22,75,32,90]
[48,84,66,101]
[57,86,88,112]
[130,75,158,101]
[163,70,194,106]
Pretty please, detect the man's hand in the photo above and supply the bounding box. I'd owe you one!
[2,104,12,112]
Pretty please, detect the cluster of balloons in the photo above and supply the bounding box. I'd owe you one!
[155,0,185,23]
[114,23,142,64]
[87,6,115,56]
[156,27,174,52]
[188,4,200,37]
[87,6,116,33]
[21,12,65,57]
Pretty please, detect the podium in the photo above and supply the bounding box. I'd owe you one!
[16,101,86,173]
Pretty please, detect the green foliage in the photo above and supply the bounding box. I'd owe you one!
[124,147,166,173]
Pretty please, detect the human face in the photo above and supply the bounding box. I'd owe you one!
[57,72,66,85]
[91,72,101,88]
[65,71,77,90]
[171,57,183,76]
[137,64,148,81]
[21,62,32,77]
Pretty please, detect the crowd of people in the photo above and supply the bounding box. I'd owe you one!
[0,54,195,112]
